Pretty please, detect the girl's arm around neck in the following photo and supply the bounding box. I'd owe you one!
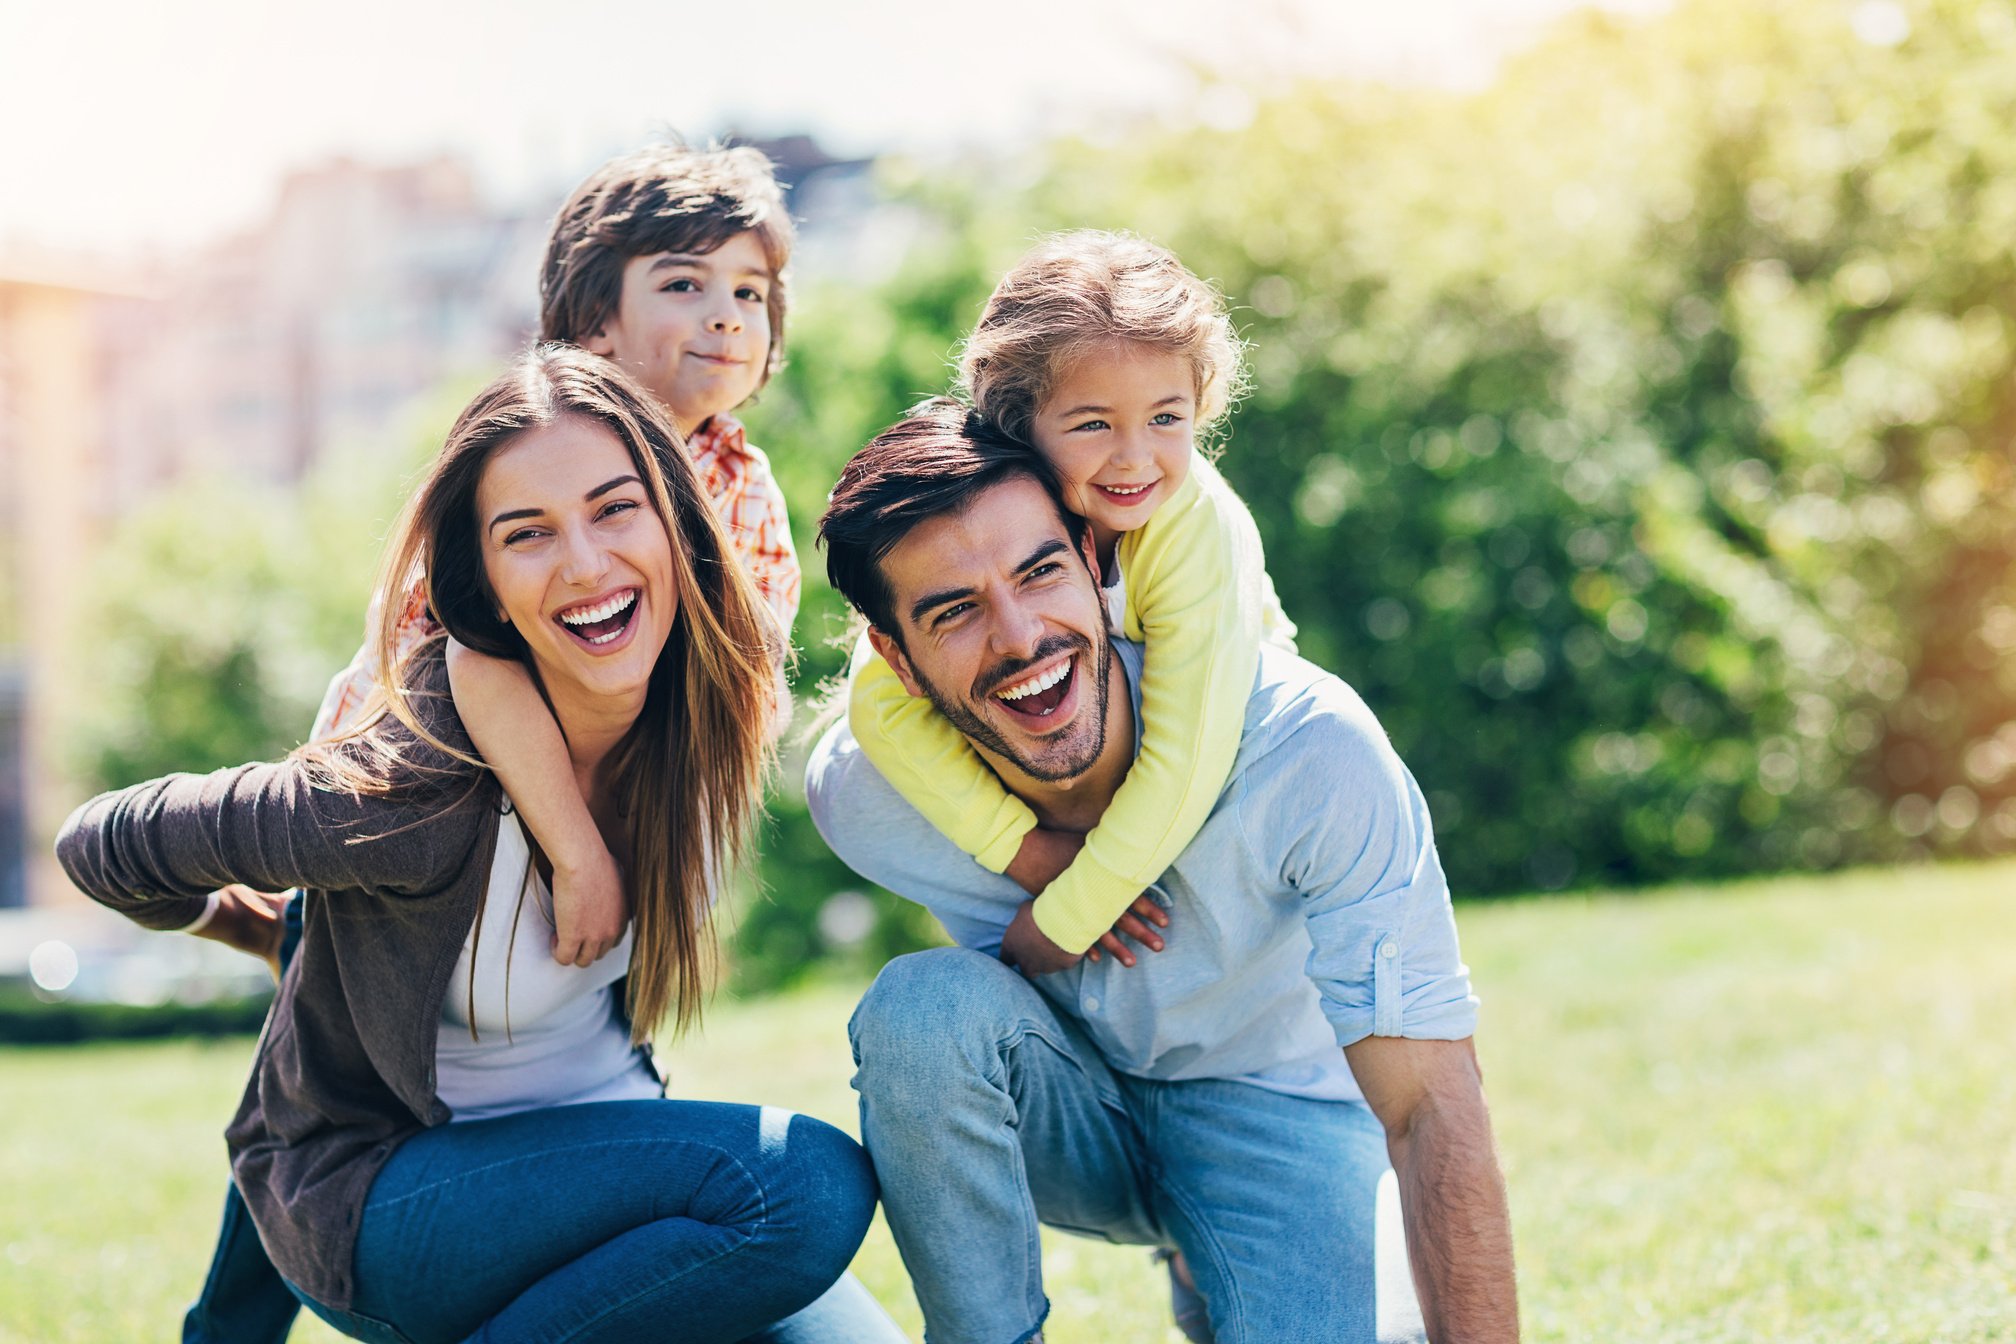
[1027,456,1271,952]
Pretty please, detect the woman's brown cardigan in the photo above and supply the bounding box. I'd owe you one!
[56,668,510,1312]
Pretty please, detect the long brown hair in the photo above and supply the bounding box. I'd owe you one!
[318,344,776,1040]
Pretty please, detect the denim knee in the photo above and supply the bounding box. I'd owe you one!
[851,948,1029,1057]
[765,1114,879,1295]
[849,947,1038,1108]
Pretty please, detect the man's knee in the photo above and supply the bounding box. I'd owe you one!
[849,947,1033,1089]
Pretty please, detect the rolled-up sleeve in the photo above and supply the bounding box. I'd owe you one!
[1262,695,1479,1047]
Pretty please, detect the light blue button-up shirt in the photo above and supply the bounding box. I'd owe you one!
[807,641,1479,1103]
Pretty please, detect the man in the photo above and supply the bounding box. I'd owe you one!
[809,402,1519,1343]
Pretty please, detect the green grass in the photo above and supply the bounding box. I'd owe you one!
[4,861,2014,1342]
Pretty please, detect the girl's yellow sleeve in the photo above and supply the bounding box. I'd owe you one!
[1030,453,1273,952]
[846,632,1037,874]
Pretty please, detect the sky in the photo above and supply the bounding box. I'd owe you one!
[0,0,1668,258]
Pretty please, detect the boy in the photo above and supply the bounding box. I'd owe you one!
[181,142,803,1344]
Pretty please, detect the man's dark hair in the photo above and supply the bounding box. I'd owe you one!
[819,397,1086,639]
[539,142,794,388]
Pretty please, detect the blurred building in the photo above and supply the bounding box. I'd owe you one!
[1,135,880,916]
[0,256,154,910]
[132,155,548,489]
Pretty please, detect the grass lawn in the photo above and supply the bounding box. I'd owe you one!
[3,859,2014,1342]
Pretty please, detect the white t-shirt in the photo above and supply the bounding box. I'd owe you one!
[434,809,661,1122]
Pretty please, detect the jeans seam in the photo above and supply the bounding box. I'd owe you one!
[995,1020,1127,1114]
[371,1135,762,1217]
[524,1217,762,1344]
[1157,1179,1242,1341]
[994,1021,1079,1335]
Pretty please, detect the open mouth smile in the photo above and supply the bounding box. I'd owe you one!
[1092,480,1159,505]
[555,588,640,649]
[991,654,1077,720]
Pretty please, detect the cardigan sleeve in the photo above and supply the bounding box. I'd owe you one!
[57,758,487,927]
[58,662,490,925]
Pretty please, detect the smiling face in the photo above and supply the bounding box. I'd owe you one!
[1029,340,1198,558]
[868,475,1116,785]
[475,414,678,712]
[585,229,773,435]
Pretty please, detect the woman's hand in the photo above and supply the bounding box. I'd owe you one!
[551,846,628,968]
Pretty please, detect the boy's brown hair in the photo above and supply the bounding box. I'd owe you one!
[958,229,1247,446]
[539,143,795,389]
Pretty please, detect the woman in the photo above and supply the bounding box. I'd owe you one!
[58,347,899,1343]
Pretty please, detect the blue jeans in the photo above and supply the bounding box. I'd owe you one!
[288,1100,896,1344]
[848,948,1426,1344]
[188,899,901,1344]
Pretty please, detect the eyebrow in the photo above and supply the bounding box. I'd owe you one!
[645,252,771,279]
[1053,393,1191,419]
[488,474,643,533]
[906,538,1072,625]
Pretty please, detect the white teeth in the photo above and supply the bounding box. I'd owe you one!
[1101,483,1150,496]
[996,659,1070,702]
[559,591,636,627]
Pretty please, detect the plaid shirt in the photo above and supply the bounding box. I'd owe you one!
[314,413,800,739]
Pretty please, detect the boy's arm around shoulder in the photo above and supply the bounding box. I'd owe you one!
[445,639,624,966]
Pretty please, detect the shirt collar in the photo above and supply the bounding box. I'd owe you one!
[688,413,747,460]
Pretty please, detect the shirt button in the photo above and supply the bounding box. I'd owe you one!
[1083,995,1101,1012]
[1379,941,1398,959]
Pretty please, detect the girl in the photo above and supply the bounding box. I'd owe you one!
[61,347,900,1344]
[849,230,1297,973]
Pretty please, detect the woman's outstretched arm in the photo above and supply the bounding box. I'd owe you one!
[58,756,486,924]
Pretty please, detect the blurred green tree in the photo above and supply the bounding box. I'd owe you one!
[738,0,2016,972]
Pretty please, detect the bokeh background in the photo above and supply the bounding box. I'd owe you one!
[2,1,2014,1337]
[7,0,2012,990]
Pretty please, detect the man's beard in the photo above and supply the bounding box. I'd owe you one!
[911,627,1114,783]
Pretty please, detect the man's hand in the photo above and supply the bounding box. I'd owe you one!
[191,886,288,982]
[551,846,628,968]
